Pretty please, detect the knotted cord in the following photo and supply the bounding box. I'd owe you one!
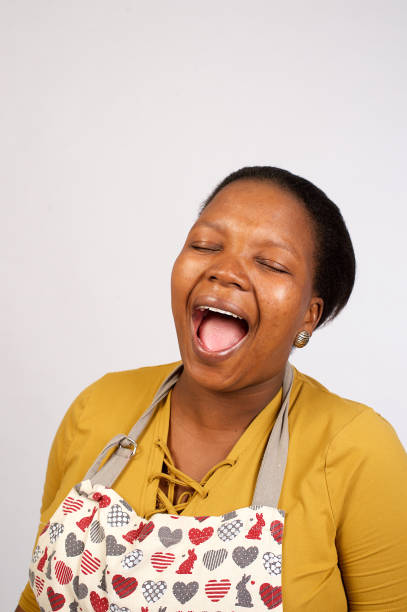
[146,438,236,518]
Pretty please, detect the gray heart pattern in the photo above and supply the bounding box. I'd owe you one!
[109,604,130,612]
[49,522,64,543]
[158,526,183,548]
[72,575,88,599]
[221,510,238,522]
[202,548,228,570]
[263,551,282,575]
[119,498,133,512]
[31,487,284,610]
[142,580,167,603]
[217,519,243,542]
[173,581,199,604]
[90,520,105,543]
[65,532,84,557]
[32,545,42,563]
[232,545,258,568]
[107,504,130,527]
[121,549,143,569]
[106,534,126,556]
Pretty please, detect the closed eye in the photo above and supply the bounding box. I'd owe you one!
[190,243,221,252]
[256,258,289,273]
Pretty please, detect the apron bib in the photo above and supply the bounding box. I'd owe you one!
[29,363,293,611]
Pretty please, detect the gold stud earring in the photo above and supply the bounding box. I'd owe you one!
[294,330,311,348]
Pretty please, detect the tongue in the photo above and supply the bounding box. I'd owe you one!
[199,312,247,352]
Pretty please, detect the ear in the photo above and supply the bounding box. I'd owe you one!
[299,296,324,335]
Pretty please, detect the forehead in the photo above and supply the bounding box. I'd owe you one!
[197,179,315,252]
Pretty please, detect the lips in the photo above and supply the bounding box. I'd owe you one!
[192,296,251,327]
[190,296,251,360]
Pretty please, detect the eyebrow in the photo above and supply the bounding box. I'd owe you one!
[194,220,224,231]
[194,220,299,257]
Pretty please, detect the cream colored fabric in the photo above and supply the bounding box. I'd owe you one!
[29,482,285,610]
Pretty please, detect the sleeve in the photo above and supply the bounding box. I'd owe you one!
[18,382,95,612]
[325,409,407,611]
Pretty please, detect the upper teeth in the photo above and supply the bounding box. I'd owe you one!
[197,305,243,319]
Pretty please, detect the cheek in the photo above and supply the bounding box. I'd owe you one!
[171,256,184,309]
[262,282,290,305]
[171,253,200,310]
[260,280,309,328]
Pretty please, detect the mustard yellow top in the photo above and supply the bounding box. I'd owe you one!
[20,362,407,611]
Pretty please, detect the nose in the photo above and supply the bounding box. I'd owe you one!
[206,256,250,291]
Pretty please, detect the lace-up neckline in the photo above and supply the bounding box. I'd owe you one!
[146,438,235,519]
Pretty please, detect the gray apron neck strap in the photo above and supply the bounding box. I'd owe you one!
[82,362,294,510]
[82,365,184,488]
[252,362,293,507]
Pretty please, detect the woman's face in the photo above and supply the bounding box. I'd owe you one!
[171,179,323,392]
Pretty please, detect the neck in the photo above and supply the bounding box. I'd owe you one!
[171,367,285,437]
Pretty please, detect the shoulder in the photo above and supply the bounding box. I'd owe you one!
[289,364,407,519]
[54,361,181,460]
[75,360,181,427]
[292,366,370,420]
[291,363,406,465]
[88,360,181,405]
[42,362,180,507]
[290,365,397,443]
[290,366,406,474]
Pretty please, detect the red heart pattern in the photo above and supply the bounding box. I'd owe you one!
[259,583,282,609]
[90,590,108,612]
[112,574,138,598]
[205,578,231,602]
[151,552,175,572]
[80,550,101,575]
[188,526,214,545]
[138,520,155,542]
[30,488,284,610]
[270,520,283,544]
[34,576,44,596]
[47,586,65,611]
[92,492,111,508]
[62,496,84,515]
[55,560,73,585]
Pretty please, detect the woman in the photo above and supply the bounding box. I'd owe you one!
[18,167,407,611]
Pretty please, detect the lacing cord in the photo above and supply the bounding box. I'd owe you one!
[146,438,236,519]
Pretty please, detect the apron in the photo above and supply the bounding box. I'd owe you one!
[29,363,293,611]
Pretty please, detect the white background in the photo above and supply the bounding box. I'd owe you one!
[2,1,407,607]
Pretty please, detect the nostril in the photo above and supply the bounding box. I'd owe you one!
[207,263,250,291]
[209,274,243,291]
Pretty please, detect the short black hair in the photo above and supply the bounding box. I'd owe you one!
[200,166,356,328]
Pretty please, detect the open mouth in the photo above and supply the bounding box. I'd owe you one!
[192,306,249,353]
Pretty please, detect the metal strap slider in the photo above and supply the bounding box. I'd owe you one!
[119,435,137,456]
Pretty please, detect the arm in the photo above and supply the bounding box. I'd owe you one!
[326,409,407,611]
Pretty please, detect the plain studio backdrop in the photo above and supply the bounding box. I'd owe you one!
[2,0,407,606]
